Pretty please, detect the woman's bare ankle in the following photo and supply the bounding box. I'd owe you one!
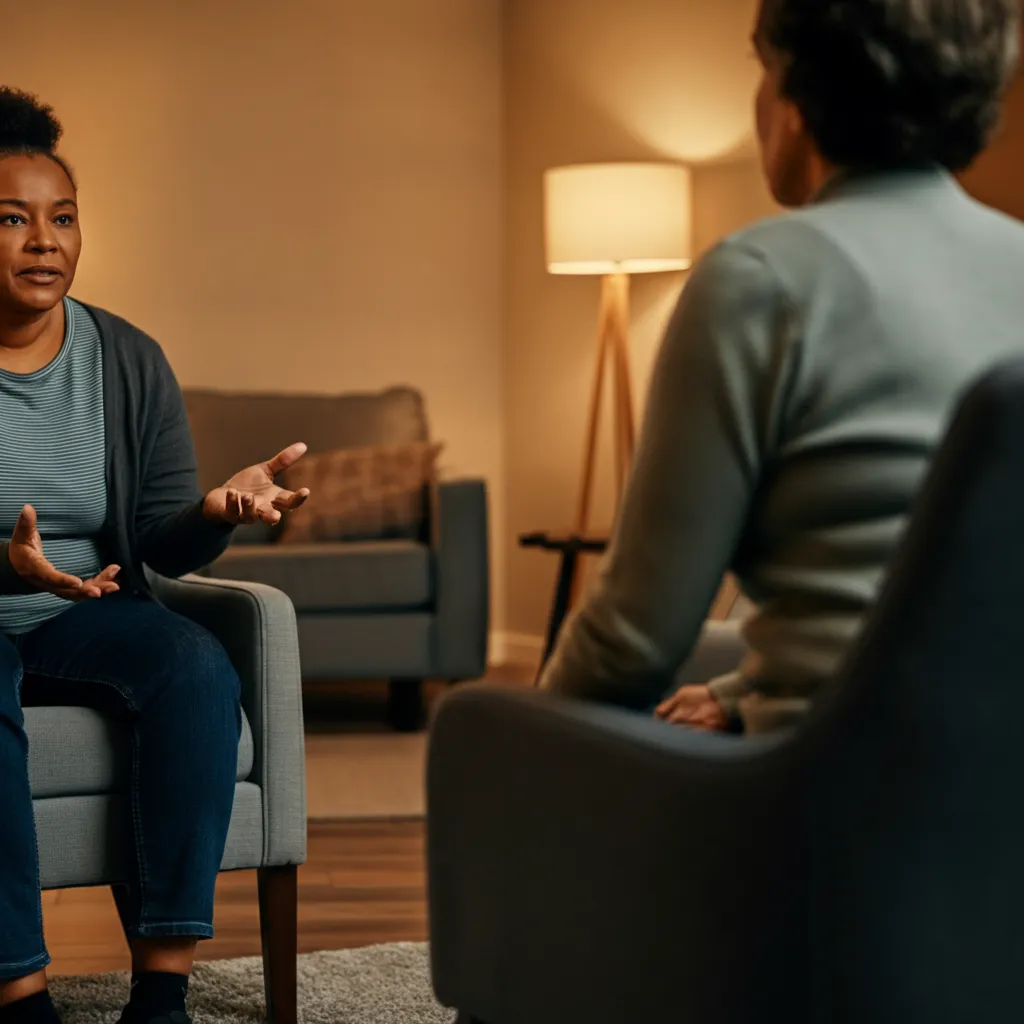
[0,971,48,1008]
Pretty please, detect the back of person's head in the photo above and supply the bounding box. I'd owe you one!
[754,0,1020,204]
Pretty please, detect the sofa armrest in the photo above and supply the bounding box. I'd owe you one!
[148,572,307,867]
[427,684,808,1024]
[432,478,489,680]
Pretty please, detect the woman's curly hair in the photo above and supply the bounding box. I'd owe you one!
[756,0,1021,171]
[0,86,76,186]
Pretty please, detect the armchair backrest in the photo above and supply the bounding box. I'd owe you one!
[804,358,1024,1022]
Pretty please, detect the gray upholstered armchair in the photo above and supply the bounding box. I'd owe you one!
[26,574,306,1024]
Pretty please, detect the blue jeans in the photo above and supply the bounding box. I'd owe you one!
[0,595,241,980]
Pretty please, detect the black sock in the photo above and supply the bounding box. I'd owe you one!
[0,990,61,1024]
[123,972,189,1022]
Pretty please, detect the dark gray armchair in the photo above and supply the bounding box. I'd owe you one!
[427,359,1024,1024]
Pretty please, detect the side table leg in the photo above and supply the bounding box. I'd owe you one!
[534,547,579,684]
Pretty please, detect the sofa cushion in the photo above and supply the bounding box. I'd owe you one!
[278,442,442,544]
[207,540,432,612]
[25,706,254,799]
[184,386,430,496]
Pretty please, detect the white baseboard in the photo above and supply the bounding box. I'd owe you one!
[489,630,544,667]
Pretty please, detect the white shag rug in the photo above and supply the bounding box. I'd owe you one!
[49,943,456,1024]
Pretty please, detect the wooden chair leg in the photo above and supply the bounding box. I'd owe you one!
[258,864,298,1024]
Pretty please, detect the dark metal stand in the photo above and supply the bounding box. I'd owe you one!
[519,530,609,682]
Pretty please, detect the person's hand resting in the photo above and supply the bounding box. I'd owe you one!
[655,683,729,732]
[8,504,121,600]
[202,442,311,527]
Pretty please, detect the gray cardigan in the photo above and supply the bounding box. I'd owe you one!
[0,304,233,598]
[540,166,1024,732]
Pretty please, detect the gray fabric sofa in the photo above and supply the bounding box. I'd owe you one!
[30,573,305,1024]
[184,386,490,730]
[426,359,1024,1024]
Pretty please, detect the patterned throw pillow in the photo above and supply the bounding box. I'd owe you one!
[276,442,443,544]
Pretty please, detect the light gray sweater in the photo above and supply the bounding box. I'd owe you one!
[540,166,1024,733]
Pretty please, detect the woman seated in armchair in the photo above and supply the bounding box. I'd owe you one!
[0,89,309,1024]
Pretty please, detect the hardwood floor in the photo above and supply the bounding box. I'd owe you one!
[44,820,428,976]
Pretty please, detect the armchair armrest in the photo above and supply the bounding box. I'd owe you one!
[149,572,306,867]
[675,618,749,684]
[432,478,489,679]
[427,685,809,1024]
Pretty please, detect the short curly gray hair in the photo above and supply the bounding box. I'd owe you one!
[756,0,1020,171]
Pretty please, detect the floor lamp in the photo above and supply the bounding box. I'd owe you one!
[544,162,693,535]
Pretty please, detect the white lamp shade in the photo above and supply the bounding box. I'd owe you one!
[544,162,693,276]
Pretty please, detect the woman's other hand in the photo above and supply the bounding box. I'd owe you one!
[655,683,729,732]
[8,504,120,600]
[202,442,311,527]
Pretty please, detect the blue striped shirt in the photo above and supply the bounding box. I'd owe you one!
[0,297,107,633]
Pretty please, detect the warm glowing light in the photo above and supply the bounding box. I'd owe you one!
[544,163,693,276]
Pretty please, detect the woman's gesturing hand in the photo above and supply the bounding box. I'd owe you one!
[202,442,311,527]
[8,504,121,600]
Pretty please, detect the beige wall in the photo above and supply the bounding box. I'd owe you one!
[1,0,508,631]
[502,0,777,648]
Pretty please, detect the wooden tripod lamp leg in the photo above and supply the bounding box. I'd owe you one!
[573,277,615,535]
[567,273,634,611]
[607,274,635,504]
